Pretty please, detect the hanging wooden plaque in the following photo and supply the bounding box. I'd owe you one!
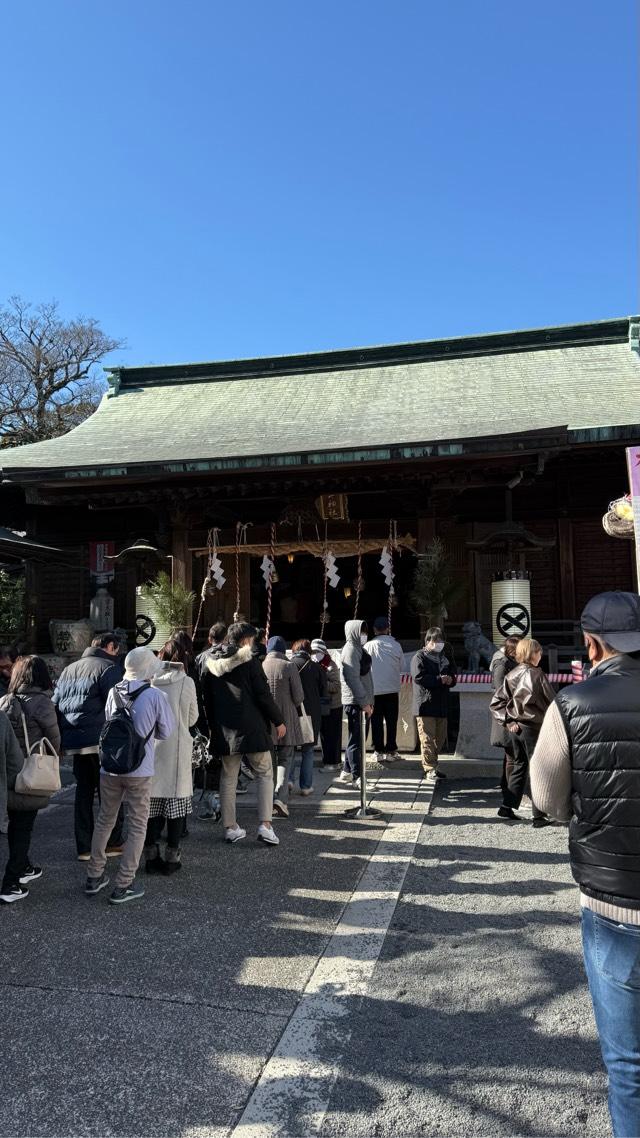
[315,493,349,521]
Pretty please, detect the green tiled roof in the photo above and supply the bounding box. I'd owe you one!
[2,318,639,479]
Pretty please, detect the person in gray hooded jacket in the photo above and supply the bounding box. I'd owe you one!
[339,620,374,784]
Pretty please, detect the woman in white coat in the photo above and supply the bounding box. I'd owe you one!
[144,640,198,875]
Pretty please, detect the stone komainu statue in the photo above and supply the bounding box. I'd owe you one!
[462,621,496,672]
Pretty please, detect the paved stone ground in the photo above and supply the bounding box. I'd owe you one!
[0,763,609,1138]
[320,780,608,1138]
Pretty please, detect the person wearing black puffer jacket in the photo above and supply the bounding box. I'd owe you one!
[205,622,285,846]
[531,591,640,1138]
[52,632,124,860]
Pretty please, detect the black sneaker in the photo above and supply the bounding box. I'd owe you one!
[19,865,43,884]
[84,873,110,895]
[109,881,145,905]
[497,806,518,820]
[0,884,29,903]
[145,855,166,875]
[532,816,553,829]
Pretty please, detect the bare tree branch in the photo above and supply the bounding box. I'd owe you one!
[0,296,125,447]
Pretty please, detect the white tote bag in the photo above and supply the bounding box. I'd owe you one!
[14,701,61,796]
[298,708,315,745]
[296,658,315,745]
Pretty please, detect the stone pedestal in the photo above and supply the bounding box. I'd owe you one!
[339,676,497,763]
[453,683,496,760]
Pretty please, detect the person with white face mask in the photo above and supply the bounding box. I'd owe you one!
[310,639,343,769]
[410,626,457,786]
[364,616,404,763]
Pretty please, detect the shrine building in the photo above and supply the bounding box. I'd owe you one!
[0,315,639,664]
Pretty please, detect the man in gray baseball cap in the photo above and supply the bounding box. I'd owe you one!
[531,591,640,1137]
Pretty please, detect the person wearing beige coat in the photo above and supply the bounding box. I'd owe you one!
[263,637,304,817]
[144,656,198,874]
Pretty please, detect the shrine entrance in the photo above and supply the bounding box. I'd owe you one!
[192,528,418,645]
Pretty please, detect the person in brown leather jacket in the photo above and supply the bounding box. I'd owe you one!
[490,637,555,826]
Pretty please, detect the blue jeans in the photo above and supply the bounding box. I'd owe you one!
[295,743,315,790]
[582,907,640,1137]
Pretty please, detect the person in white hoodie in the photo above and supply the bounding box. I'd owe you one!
[364,616,404,762]
[84,647,174,905]
[144,640,198,875]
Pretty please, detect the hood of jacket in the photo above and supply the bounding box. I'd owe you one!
[152,665,186,688]
[207,644,253,677]
[344,619,366,647]
[490,648,517,675]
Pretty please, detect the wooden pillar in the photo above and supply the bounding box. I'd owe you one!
[171,521,192,591]
[417,515,436,553]
[558,518,576,620]
[238,554,251,622]
[24,559,38,651]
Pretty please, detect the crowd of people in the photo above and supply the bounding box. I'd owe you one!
[1,614,449,907]
[1,589,640,1134]
[0,609,600,908]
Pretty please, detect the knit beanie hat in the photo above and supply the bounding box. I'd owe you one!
[267,635,287,654]
[311,638,328,653]
[124,647,162,681]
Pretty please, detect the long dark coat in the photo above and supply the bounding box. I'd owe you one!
[489,650,518,750]
[262,652,305,746]
[292,651,327,743]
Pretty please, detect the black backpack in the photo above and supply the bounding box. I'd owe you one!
[99,684,154,775]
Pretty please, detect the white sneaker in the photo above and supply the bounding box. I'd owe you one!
[425,772,438,787]
[336,770,352,783]
[352,777,361,789]
[0,884,29,903]
[273,799,289,817]
[298,787,313,797]
[258,823,280,845]
[225,825,247,843]
[372,751,386,763]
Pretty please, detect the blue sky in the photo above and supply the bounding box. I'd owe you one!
[0,0,637,369]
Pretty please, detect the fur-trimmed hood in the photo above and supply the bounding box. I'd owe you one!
[202,641,284,756]
[206,644,253,677]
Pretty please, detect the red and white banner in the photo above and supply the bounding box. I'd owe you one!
[627,446,640,582]
[89,541,115,582]
[400,672,576,685]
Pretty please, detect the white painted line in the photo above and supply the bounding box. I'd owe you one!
[231,780,433,1138]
